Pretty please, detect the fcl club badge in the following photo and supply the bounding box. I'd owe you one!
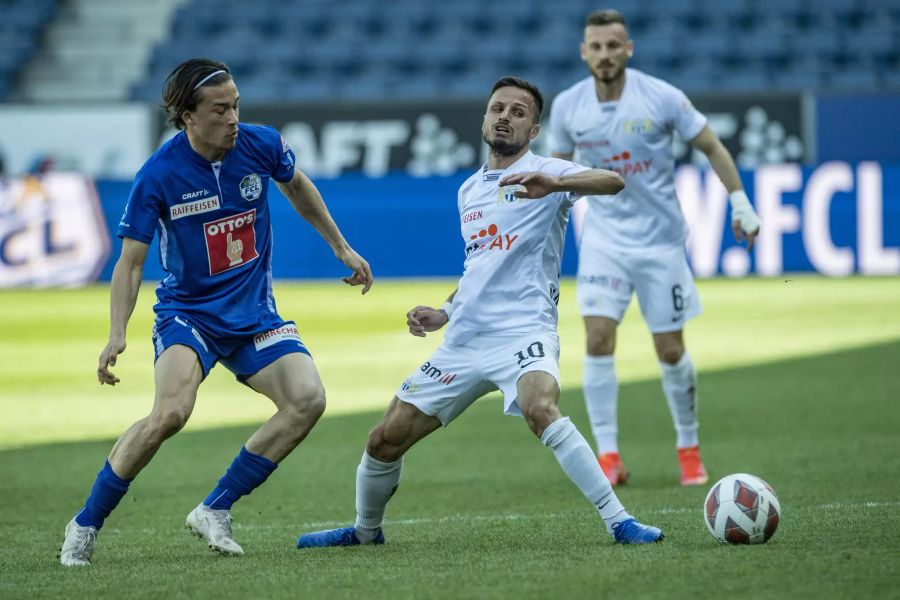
[497,184,526,204]
[239,174,262,201]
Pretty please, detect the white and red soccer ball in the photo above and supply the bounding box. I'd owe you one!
[704,473,781,544]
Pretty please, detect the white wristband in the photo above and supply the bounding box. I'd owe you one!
[440,301,454,320]
[728,190,760,234]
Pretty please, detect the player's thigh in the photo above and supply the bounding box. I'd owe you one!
[632,246,702,334]
[394,342,496,427]
[245,351,324,412]
[153,344,203,417]
[576,244,634,322]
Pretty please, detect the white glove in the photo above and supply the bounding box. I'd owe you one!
[729,190,760,248]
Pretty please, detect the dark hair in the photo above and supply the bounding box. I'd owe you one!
[162,58,232,129]
[585,9,628,29]
[489,76,544,123]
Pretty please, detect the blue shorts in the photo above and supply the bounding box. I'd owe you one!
[151,314,311,382]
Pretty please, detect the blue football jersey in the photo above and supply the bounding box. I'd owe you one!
[118,123,296,338]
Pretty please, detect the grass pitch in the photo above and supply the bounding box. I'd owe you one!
[0,277,898,599]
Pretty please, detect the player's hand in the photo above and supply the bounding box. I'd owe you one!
[335,246,373,294]
[407,305,448,337]
[98,336,126,386]
[729,191,760,251]
[498,172,560,199]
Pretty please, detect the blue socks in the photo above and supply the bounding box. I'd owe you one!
[74,461,132,529]
[203,447,278,510]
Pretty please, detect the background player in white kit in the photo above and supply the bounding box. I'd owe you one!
[297,77,665,547]
[549,10,761,486]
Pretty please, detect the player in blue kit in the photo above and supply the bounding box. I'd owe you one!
[60,59,373,566]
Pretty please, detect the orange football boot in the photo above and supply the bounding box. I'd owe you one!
[598,452,629,486]
[677,446,708,486]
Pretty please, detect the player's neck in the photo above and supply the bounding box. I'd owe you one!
[487,146,529,171]
[593,72,626,102]
[186,130,228,162]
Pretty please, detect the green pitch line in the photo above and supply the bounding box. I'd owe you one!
[0,276,898,448]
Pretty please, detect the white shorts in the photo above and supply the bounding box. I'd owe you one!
[576,243,701,333]
[395,332,561,426]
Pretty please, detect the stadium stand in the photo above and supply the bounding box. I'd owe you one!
[3,0,898,103]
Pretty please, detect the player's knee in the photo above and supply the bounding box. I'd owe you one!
[657,344,685,365]
[146,406,190,440]
[586,329,615,356]
[522,399,559,435]
[285,385,326,426]
[365,425,403,462]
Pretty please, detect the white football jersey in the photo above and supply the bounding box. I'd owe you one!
[549,68,707,250]
[445,151,588,346]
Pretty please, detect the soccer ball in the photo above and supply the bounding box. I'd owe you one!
[704,473,781,544]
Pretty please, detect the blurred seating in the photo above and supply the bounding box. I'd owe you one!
[5,0,897,103]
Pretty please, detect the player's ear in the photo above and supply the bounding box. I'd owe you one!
[627,39,634,59]
[529,123,540,140]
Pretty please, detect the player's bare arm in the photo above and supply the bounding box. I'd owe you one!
[499,168,624,199]
[690,125,761,249]
[98,237,149,386]
[406,290,456,337]
[277,169,373,293]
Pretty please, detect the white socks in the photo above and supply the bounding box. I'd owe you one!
[354,451,402,542]
[583,355,619,454]
[541,417,630,533]
[660,352,699,449]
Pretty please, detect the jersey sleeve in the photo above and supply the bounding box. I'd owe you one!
[666,86,707,141]
[548,93,576,155]
[262,126,297,183]
[117,168,164,243]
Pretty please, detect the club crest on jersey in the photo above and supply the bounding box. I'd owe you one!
[623,119,655,134]
[497,184,526,204]
[240,174,262,201]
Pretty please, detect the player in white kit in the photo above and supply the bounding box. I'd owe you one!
[297,77,665,547]
[549,10,760,486]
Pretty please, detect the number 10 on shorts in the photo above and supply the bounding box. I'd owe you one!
[515,341,545,368]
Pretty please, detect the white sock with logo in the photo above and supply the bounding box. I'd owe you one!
[660,352,699,449]
[541,417,630,533]
[583,355,619,454]
[354,451,402,542]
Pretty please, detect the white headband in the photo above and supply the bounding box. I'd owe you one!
[193,70,227,90]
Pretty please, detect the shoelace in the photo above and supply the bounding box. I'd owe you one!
[210,510,233,537]
[74,528,97,557]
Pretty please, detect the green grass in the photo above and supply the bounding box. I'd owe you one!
[0,277,899,599]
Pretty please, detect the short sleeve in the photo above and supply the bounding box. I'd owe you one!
[269,127,297,183]
[117,169,164,243]
[667,87,707,141]
[548,94,576,155]
[543,157,591,203]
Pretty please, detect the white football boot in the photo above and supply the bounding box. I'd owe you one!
[60,518,98,566]
[185,503,244,556]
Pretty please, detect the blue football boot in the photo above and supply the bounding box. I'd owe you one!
[297,526,385,548]
[611,518,665,544]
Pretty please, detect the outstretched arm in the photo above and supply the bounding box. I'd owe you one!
[690,125,760,249]
[499,168,624,199]
[98,237,148,385]
[407,290,457,337]
[277,169,373,293]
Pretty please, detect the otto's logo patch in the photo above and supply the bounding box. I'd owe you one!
[170,195,220,220]
[497,184,526,204]
[203,209,259,275]
[253,323,302,351]
[240,174,262,201]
